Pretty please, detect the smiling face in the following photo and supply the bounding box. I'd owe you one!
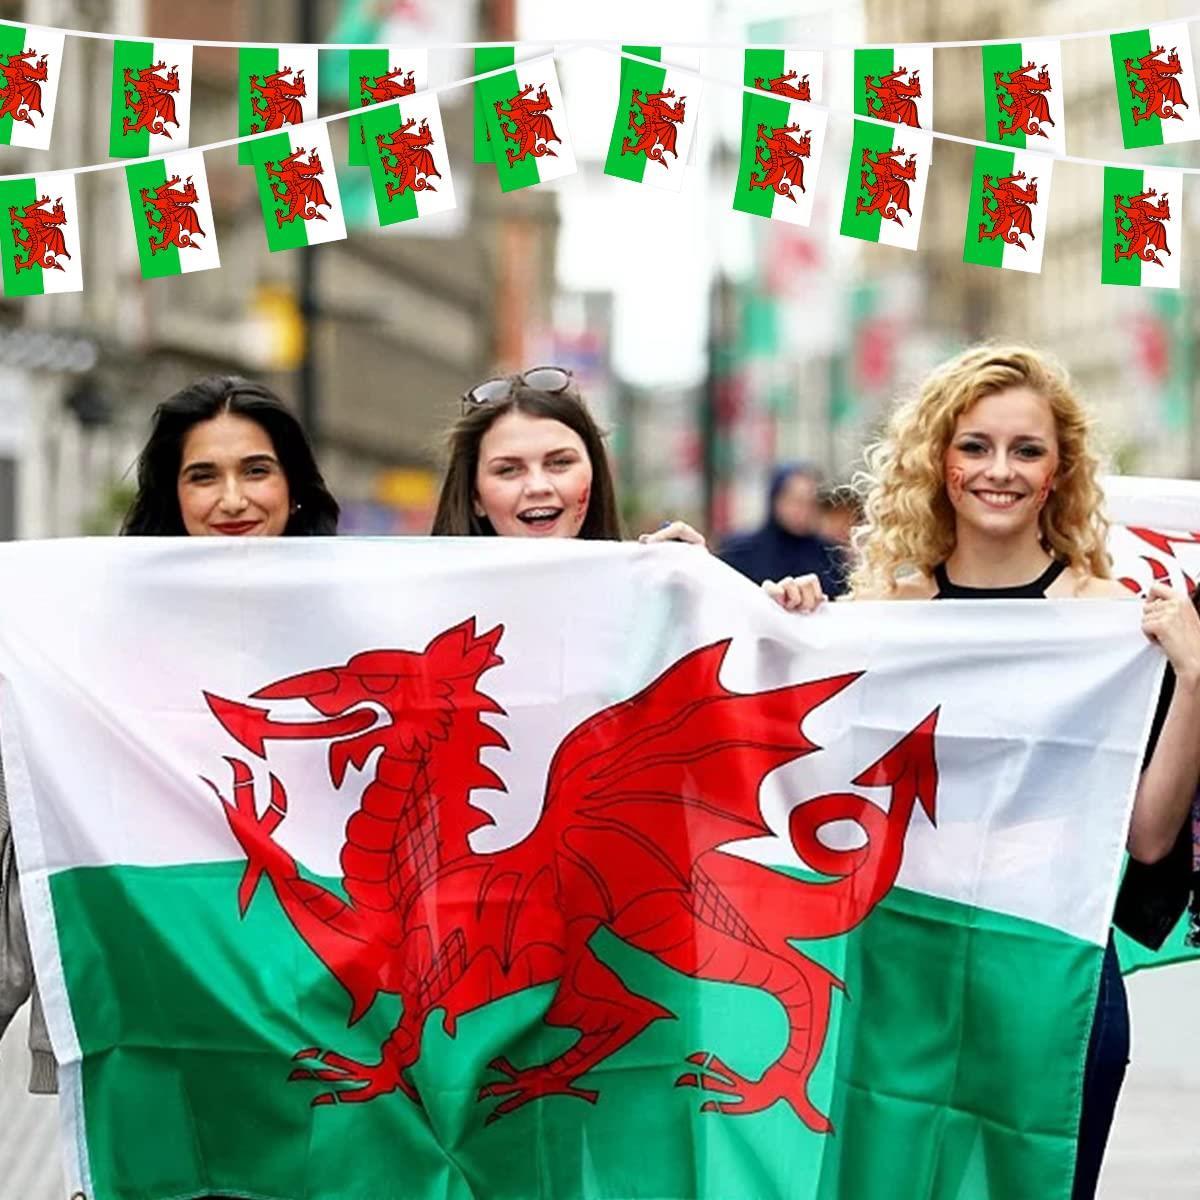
[473,411,593,538]
[177,411,291,537]
[943,386,1059,542]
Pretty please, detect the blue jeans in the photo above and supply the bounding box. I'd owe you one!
[1072,938,1130,1200]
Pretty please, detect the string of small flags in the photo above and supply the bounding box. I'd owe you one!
[0,18,1199,296]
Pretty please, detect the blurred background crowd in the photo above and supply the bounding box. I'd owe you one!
[0,0,1198,549]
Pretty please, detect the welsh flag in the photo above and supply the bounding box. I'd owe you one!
[125,150,219,279]
[0,24,65,151]
[1103,475,1200,976]
[603,47,703,193]
[108,39,193,158]
[1102,165,1183,288]
[732,102,829,226]
[840,47,933,251]
[963,146,1052,273]
[1111,24,1200,148]
[476,54,576,193]
[0,539,1165,1200]
[0,173,82,296]
[359,92,456,226]
[982,40,1065,154]
[248,123,347,252]
[237,45,319,166]
[346,47,427,166]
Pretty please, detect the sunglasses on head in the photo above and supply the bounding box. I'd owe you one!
[461,366,574,412]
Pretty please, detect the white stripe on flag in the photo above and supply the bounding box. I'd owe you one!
[1001,151,1052,273]
[148,41,193,154]
[10,28,65,151]
[513,55,576,183]
[284,124,346,246]
[33,172,82,293]
[163,150,219,273]
[1148,23,1200,143]
[401,92,456,219]
[1139,166,1182,287]
[1021,38,1066,154]
[764,103,829,227]
[877,129,932,251]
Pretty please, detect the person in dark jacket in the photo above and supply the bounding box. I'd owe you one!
[718,462,847,597]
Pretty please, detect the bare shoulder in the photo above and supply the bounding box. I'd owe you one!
[1052,568,1130,599]
[854,573,936,601]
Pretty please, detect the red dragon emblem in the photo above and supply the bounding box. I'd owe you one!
[993,60,1054,139]
[374,118,440,199]
[493,83,560,164]
[864,66,922,127]
[977,171,1039,250]
[357,67,416,149]
[1113,188,1172,267]
[755,69,810,101]
[1125,45,1189,124]
[203,619,939,1131]
[265,146,330,228]
[749,122,811,202]
[123,60,180,139]
[9,195,69,273]
[0,49,48,129]
[1117,527,1200,595]
[622,87,688,165]
[855,146,917,226]
[140,175,205,254]
[249,66,306,135]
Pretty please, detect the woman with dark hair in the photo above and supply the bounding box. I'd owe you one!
[121,375,339,537]
[2,374,338,1122]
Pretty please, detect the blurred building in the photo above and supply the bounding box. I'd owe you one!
[0,0,561,538]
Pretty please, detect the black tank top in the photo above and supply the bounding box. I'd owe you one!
[932,558,1066,599]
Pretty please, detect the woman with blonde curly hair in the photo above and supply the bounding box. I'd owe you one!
[766,344,1200,1200]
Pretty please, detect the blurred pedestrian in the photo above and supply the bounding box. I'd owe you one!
[718,463,846,596]
[432,366,703,546]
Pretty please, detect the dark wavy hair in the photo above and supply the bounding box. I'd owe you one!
[120,376,339,536]
[430,379,622,539]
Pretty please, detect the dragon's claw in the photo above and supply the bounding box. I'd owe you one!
[675,1050,833,1130]
[477,1056,599,1122]
[288,1046,418,1106]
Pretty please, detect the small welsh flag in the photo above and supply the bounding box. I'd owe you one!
[248,124,347,253]
[0,173,82,296]
[474,45,515,162]
[1111,25,1200,148]
[347,47,427,166]
[963,146,1052,273]
[125,149,219,279]
[238,45,318,166]
[856,46,932,129]
[109,39,192,157]
[603,47,702,192]
[477,55,576,193]
[0,25,65,151]
[733,109,829,226]
[983,40,1065,154]
[361,92,455,226]
[841,50,933,251]
[1103,165,1182,288]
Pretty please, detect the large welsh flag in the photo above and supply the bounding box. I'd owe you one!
[963,146,1052,273]
[0,24,65,151]
[125,149,220,279]
[108,38,193,157]
[0,539,1164,1200]
[0,173,83,296]
[982,39,1065,153]
[1110,24,1200,148]
[360,92,456,226]
[1102,165,1183,288]
[248,123,347,252]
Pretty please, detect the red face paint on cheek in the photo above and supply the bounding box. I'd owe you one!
[573,484,591,532]
[946,465,966,505]
[1035,476,1053,509]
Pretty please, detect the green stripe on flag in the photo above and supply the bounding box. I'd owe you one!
[0,177,43,296]
[239,47,280,165]
[839,119,896,242]
[732,92,791,219]
[963,146,1015,268]
[855,48,894,118]
[1111,30,1160,149]
[0,24,27,148]
[1103,165,1145,286]
[109,40,155,158]
[477,68,542,192]
[604,47,666,183]
[982,43,1026,147]
[54,861,1093,1199]
[362,102,419,225]
[474,46,515,162]
[347,49,390,167]
[250,132,309,251]
[125,159,181,279]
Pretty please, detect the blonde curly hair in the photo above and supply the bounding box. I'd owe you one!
[849,345,1111,596]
